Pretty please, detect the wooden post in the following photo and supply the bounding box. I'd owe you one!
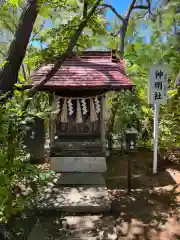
[127,154,132,192]
[100,95,106,153]
[48,93,52,141]
[49,92,56,148]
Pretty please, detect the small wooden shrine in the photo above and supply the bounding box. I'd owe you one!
[29,50,133,172]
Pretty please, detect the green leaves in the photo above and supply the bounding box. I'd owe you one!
[0,0,106,224]
[39,4,51,18]
[10,0,21,7]
[105,0,180,150]
[3,0,21,8]
[168,89,178,97]
[0,86,52,223]
[106,90,141,135]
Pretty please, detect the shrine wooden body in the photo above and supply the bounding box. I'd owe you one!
[27,50,133,170]
[49,90,106,159]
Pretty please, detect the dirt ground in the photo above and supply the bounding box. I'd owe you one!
[8,149,180,240]
[104,149,180,240]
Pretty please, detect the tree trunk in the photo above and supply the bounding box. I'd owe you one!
[0,0,38,93]
[23,0,102,110]
[106,20,128,153]
[119,21,128,58]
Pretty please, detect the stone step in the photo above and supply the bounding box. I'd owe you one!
[52,173,106,185]
[53,140,103,148]
[37,186,111,213]
[28,215,117,240]
[50,156,107,173]
[50,151,105,157]
[51,141,105,157]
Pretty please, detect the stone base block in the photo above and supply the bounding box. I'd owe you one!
[37,186,111,213]
[50,156,107,173]
[52,173,106,185]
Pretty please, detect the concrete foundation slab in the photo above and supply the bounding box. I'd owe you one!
[50,156,107,173]
[37,186,111,213]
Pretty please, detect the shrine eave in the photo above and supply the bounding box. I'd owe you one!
[26,84,134,92]
[28,51,134,91]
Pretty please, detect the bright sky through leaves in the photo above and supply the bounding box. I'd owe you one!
[106,0,133,18]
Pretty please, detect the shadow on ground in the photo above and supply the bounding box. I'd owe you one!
[35,184,180,240]
[5,150,180,240]
[32,163,180,240]
[105,150,177,189]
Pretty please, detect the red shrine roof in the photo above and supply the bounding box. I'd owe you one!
[29,51,133,91]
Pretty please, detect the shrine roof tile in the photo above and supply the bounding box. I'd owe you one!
[29,51,133,91]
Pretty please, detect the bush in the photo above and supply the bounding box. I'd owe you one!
[0,90,54,223]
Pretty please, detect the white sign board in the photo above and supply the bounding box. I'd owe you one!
[148,64,170,174]
[148,65,169,105]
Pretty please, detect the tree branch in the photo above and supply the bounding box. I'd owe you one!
[0,49,6,57]
[111,29,121,37]
[133,5,148,9]
[136,10,149,19]
[118,0,152,57]
[83,0,88,19]
[21,64,27,80]
[29,20,46,43]
[86,0,102,20]
[23,0,101,109]
[133,1,152,15]
[126,0,136,20]
[100,4,124,22]
[146,0,152,14]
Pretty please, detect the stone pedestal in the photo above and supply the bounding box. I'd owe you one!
[38,185,111,213]
[52,173,106,185]
[50,156,107,173]
[37,172,111,213]
[47,151,110,213]
[44,95,110,213]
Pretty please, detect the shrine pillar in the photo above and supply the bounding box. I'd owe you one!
[100,94,106,153]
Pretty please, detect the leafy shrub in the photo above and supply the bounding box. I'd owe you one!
[0,89,54,223]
